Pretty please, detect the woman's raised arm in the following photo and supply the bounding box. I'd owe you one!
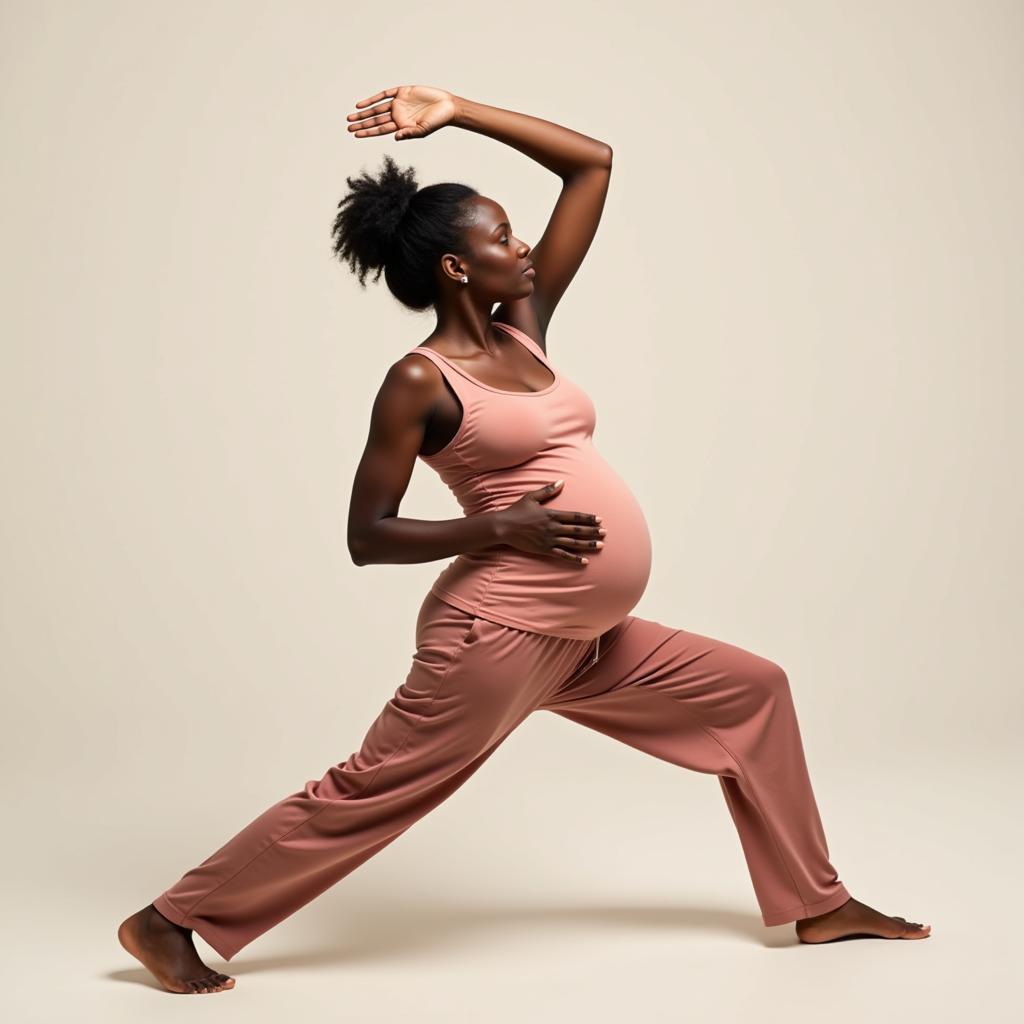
[452,95,612,336]
[347,85,613,341]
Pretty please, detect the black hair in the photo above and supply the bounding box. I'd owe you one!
[331,153,479,312]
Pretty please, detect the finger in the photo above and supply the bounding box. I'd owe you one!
[353,88,398,109]
[549,510,602,526]
[352,121,398,139]
[551,522,605,539]
[347,101,392,122]
[551,530,604,545]
[550,547,589,565]
[532,480,565,502]
[555,536,604,550]
[347,112,395,133]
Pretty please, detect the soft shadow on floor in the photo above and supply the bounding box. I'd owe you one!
[108,900,801,983]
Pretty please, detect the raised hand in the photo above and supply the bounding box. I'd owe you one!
[346,85,458,142]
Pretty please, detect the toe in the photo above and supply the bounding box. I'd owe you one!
[896,915,931,938]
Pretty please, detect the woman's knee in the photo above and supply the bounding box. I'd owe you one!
[742,656,792,707]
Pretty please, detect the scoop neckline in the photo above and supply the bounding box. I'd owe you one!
[412,321,560,397]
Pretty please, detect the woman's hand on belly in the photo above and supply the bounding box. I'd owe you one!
[493,480,606,566]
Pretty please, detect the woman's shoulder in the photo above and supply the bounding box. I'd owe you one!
[391,346,446,389]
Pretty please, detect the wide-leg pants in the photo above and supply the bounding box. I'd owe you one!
[152,591,851,961]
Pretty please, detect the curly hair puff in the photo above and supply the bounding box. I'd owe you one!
[331,153,479,312]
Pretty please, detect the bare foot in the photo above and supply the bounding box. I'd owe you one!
[796,895,931,943]
[118,904,236,994]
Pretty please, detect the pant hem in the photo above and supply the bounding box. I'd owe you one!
[761,884,852,926]
[152,892,238,962]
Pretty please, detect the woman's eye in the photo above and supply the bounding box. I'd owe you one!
[501,236,509,244]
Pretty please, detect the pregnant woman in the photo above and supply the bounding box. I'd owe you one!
[119,86,930,994]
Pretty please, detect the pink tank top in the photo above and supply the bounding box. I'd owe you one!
[409,321,652,641]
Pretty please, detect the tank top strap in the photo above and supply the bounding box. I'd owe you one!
[407,346,482,404]
[492,321,552,369]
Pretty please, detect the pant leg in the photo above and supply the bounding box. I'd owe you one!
[538,614,851,926]
[152,593,591,961]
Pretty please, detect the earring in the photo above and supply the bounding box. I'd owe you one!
[460,275,468,284]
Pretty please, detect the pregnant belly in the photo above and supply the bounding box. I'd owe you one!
[430,449,653,639]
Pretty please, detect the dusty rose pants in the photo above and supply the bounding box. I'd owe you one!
[153,591,850,960]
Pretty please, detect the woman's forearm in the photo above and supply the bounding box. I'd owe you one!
[451,95,611,177]
[350,512,505,566]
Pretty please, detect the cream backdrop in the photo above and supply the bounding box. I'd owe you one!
[2,1,1020,1020]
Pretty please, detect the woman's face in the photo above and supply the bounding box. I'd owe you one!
[452,196,534,301]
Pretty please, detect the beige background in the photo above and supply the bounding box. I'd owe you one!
[2,0,1020,1019]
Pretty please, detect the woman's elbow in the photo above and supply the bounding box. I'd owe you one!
[348,533,371,566]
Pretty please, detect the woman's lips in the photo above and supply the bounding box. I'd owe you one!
[523,266,536,277]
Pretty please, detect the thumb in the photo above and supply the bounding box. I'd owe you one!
[533,479,564,503]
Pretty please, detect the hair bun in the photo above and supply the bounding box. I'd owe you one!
[330,153,419,276]
[331,155,478,311]
[395,185,416,222]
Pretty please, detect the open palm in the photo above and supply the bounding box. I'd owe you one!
[346,85,457,142]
